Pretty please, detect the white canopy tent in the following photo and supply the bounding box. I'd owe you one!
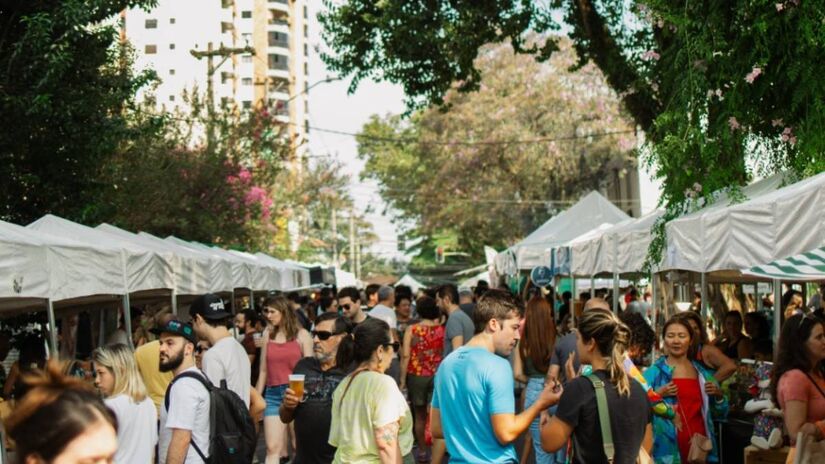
[663,171,824,273]
[334,268,361,289]
[496,191,630,273]
[228,250,282,291]
[29,215,175,296]
[253,254,311,291]
[743,246,825,281]
[96,223,219,296]
[396,274,425,294]
[165,236,253,290]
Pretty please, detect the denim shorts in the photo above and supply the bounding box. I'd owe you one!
[264,384,288,417]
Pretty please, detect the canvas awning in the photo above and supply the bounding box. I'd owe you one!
[742,246,825,281]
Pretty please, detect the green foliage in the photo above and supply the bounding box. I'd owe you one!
[0,0,158,224]
[357,41,637,262]
[323,0,825,269]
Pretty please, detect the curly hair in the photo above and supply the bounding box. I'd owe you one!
[619,311,656,364]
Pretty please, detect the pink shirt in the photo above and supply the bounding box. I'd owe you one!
[777,369,825,423]
[265,338,302,386]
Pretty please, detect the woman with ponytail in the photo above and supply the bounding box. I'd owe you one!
[329,317,414,463]
[540,308,652,464]
[643,316,728,463]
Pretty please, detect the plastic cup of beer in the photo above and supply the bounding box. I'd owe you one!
[289,374,305,402]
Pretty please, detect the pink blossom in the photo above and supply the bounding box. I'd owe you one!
[244,186,267,205]
[238,168,252,183]
[226,175,239,184]
[744,67,762,84]
[771,118,784,127]
[642,50,661,61]
[776,3,784,11]
[728,117,741,131]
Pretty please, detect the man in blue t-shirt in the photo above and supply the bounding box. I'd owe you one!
[431,289,562,463]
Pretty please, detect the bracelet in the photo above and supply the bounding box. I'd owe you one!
[816,420,825,439]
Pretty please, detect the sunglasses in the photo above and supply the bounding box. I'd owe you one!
[311,330,341,341]
[340,303,352,310]
[383,341,400,352]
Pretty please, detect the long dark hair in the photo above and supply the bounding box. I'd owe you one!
[662,316,698,360]
[6,361,117,463]
[263,295,300,341]
[335,317,391,372]
[770,314,825,401]
[519,296,556,374]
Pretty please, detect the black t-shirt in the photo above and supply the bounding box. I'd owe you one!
[555,370,650,464]
[291,357,347,464]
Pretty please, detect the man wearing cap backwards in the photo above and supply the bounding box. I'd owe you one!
[189,293,252,407]
[155,320,211,464]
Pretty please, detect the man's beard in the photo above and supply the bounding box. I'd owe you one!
[314,345,334,364]
[159,347,185,372]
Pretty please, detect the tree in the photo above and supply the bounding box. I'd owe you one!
[0,0,158,224]
[321,1,825,264]
[357,40,637,262]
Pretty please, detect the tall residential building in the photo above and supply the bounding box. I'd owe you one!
[122,0,309,156]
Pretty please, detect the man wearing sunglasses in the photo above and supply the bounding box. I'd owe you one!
[337,287,368,325]
[279,312,353,464]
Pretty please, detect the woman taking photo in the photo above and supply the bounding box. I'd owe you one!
[92,343,157,464]
[770,314,825,446]
[673,311,737,382]
[330,317,413,463]
[514,296,558,464]
[644,316,728,463]
[540,309,651,464]
[399,295,444,463]
[256,295,313,464]
[7,361,119,464]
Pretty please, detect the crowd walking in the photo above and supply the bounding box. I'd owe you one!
[1,282,824,464]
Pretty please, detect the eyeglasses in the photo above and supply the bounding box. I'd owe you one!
[383,341,400,352]
[311,330,341,341]
[340,303,352,310]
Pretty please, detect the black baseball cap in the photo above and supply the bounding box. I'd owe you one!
[150,319,198,344]
[189,293,232,320]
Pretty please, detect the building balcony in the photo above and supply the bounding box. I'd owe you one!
[268,1,289,14]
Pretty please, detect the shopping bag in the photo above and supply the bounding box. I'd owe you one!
[793,431,825,464]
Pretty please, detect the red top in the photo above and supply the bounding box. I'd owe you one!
[407,324,445,377]
[674,378,707,463]
[266,338,302,386]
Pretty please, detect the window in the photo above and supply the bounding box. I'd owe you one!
[145,19,158,29]
[305,119,310,133]
[170,69,175,75]
[170,18,176,24]
[268,54,288,71]
[169,43,175,50]
[241,10,252,18]
[304,25,308,38]
[169,95,175,102]
[242,78,253,86]
[304,62,308,75]
[303,5,308,19]
[242,55,253,64]
[303,43,308,56]
[268,31,288,47]
[304,99,309,113]
[243,101,252,109]
[145,44,157,54]
[241,33,253,44]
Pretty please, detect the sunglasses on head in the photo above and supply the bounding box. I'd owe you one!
[383,341,400,352]
[311,330,341,341]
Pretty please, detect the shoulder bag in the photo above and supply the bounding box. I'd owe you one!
[586,374,652,464]
[675,384,713,464]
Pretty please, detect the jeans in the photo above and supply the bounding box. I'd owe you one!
[525,377,567,464]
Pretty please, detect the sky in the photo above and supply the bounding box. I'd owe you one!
[305,3,663,261]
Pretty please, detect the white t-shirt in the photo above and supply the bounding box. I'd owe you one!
[159,367,211,464]
[368,304,397,329]
[202,336,251,407]
[105,394,158,464]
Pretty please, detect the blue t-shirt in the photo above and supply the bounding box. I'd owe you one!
[432,346,517,463]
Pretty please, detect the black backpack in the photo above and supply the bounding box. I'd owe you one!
[164,371,256,464]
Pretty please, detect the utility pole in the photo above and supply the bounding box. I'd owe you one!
[349,210,356,274]
[356,240,362,280]
[190,42,255,149]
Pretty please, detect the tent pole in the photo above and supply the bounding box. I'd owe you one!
[47,299,58,359]
[756,284,762,312]
[123,294,134,350]
[651,272,658,357]
[590,275,595,297]
[249,289,255,311]
[773,279,781,346]
[571,277,578,327]
[612,272,619,314]
[700,272,708,321]
[171,290,178,318]
[98,308,106,347]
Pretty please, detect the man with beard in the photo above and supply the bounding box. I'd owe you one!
[431,290,562,463]
[152,319,210,464]
[279,312,352,464]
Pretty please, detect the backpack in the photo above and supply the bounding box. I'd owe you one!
[164,371,256,464]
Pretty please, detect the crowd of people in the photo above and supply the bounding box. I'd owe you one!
[0,281,824,464]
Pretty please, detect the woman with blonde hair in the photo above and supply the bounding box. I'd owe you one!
[541,309,652,464]
[93,343,158,464]
[256,295,313,464]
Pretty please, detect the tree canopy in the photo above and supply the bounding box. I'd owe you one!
[357,40,636,262]
[322,1,825,265]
